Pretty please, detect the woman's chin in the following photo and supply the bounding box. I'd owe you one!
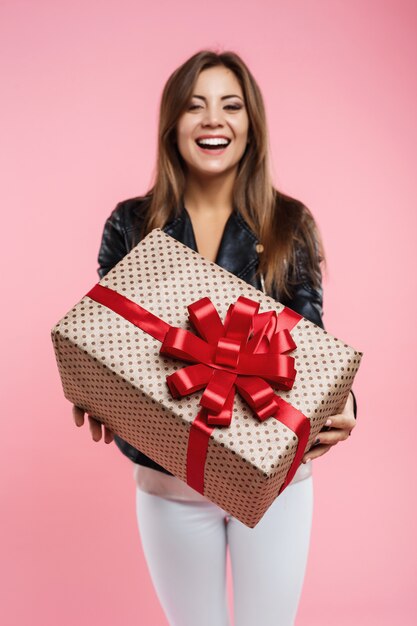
[186,161,239,180]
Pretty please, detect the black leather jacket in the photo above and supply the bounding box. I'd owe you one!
[97,194,357,473]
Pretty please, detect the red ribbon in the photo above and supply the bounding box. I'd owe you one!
[86,284,310,497]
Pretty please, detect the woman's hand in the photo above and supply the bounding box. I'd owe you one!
[302,391,356,464]
[72,405,114,444]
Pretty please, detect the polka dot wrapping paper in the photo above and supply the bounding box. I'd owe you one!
[51,229,362,528]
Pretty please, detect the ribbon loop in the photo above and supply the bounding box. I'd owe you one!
[224,296,259,341]
[215,336,242,368]
[166,363,213,398]
[200,369,237,420]
[235,376,278,420]
[188,298,224,344]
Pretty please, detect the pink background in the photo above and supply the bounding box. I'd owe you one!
[1,1,416,624]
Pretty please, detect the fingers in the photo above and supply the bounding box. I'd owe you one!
[314,426,351,447]
[104,426,114,444]
[324,412,356,431]
[302,443,332,463]
[72,405,114,444]
[72,405,85,427]
[88,415,114,444]
[88,415,103,442]
[302,411,356,463]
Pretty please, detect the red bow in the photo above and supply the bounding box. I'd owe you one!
[160,296,298,426]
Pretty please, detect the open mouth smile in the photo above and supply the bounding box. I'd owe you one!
[195,136,231,155]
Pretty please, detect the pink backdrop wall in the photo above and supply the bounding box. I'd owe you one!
[1,1,416,624]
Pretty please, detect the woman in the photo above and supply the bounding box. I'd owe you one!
[73,50,357,626]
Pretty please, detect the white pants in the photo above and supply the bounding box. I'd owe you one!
[135,475,314,626]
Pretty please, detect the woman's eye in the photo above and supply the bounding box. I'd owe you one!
[188,104,243,111]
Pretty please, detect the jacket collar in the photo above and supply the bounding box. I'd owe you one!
[162,201,259,278]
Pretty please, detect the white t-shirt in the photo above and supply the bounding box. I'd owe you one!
[134,460,312,502]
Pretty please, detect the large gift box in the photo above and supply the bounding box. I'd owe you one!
[51,229,362,528]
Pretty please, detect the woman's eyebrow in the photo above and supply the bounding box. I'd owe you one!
[191,94,244,101]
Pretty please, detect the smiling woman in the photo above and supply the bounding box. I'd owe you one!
[73,48,357,626]
[137,52,326,303]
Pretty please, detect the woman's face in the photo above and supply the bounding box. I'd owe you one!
[176,66,250,179]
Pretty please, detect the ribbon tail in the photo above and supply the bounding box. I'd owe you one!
[275,397,311,495]
[186,408,215,494]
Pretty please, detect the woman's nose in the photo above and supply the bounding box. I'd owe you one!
[201,106,224,126]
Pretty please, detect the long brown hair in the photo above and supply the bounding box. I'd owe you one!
[136,49,325,299]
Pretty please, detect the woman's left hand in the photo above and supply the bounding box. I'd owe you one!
[301,391,356,464]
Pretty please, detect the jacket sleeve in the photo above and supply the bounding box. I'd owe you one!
[285,280,324,330]
[281,239,325,329]
[282,238,358,420]
[97,203,129,278]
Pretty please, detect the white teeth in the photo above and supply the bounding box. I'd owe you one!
[196,138,230,147]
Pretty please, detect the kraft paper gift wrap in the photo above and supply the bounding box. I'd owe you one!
[51,228,362,528]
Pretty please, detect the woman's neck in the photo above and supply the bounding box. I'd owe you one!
[183,170,236,215]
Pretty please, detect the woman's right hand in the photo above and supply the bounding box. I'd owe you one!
[72,405,114,444]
